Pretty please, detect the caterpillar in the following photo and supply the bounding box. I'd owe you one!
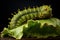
[8,5,52,29]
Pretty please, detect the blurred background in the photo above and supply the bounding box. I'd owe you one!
[0,0,60,32]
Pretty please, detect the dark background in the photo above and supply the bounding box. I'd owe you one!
[0,0,60,32]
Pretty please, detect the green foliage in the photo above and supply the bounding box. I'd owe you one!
[23,19,59,38]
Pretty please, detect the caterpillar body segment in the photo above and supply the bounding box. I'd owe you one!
[9,5,52,29]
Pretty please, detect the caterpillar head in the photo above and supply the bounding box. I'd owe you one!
[39,5,52,18]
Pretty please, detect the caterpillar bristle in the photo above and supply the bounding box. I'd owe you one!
[23,7,27,13]
[36,6,40,11]
[17,9,22,15]
[17,8,21,14]
[8,25,9,27]
[18,8,20,11]
[14,12,16,14]
[24,7,26,9]
[9,22,11,24]
[28,6,31,12]
[32,6,36,11]
[36,5,38,8]
[48,5,51,7]
[11,13,14,15]
[8,18,11,20]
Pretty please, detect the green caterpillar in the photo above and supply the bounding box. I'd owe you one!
[9,5,52,29]
[1,5,60,39]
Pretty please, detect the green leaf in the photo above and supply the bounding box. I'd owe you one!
[1,26,24,39]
